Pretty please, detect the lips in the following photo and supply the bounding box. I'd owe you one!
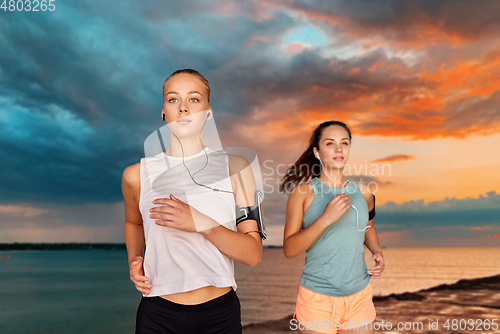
[176,119,191,124]
[333,156,344,161]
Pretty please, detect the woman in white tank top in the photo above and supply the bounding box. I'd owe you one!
[121,69,264,333]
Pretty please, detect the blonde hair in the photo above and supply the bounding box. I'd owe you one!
[162,69,211,103]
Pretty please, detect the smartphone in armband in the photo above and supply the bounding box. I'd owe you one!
[235,190,267,240]
[255,190,267,240]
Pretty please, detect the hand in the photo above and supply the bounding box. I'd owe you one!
[129,256,152,296]
[320,194,351,227]
[150,194,217,232]
[367,251,385,278]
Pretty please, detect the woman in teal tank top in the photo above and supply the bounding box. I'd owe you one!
[280,121,385,333]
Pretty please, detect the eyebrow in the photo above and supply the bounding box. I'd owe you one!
[323,138,349,142]
[165,91,203,96]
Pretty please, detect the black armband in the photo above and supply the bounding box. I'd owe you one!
[235,190,267,240]
[368,194,376,220]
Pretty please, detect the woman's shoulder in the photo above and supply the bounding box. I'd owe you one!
[227,154,251,178]
[122,162,141,184]
[356,181,375,208]
[290,180,315,198]
[228,153,250,168]
[356,181,372,194]
[121,162,141,204]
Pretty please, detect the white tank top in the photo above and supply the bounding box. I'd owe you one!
[138,146,237,297]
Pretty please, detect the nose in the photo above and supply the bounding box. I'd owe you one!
[178,101,189,114]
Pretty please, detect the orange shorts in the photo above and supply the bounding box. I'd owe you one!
[293,283,376,333]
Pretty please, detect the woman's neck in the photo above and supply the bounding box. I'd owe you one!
[165,136,206,157]
[318,171,348,188]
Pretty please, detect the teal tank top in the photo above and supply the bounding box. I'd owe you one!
[299,176,371,297]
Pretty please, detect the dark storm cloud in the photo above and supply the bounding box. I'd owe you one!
[0,0,305,208]
[0,4,203,205]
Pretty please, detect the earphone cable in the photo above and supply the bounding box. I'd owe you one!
[317,154,370,232]
[167,114,236,197]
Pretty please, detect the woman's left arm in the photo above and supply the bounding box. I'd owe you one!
[199,154,263,267]
[364,219,383,258]
[359,183,385,278]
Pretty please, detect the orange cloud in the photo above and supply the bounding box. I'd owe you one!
[348,67,361,76]
[284,41,308,55]
[419,52,500,103]
[371,155,416,163]
[222,2,500,143]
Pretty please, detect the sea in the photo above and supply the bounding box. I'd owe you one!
[0,247,499,333]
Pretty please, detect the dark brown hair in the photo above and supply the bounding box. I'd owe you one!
[162,69,211,103]
[279,121,352,193]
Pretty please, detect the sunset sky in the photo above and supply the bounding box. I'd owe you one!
[0,0,499,247]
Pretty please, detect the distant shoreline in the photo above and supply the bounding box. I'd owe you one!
[0,243,286,251]
[0,243,127,251]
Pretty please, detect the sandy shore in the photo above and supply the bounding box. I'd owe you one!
[242,273,500,333]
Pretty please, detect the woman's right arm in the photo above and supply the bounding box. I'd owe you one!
[283,183,351,259]
[122,163,152,295]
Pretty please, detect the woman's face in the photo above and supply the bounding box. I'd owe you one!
[162,73,211,137]
[315,125,351,167]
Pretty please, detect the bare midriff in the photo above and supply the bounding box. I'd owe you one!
[159,285,232,305]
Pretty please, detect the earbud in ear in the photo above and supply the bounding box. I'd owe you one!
[162,114,165,121]
[207,113,210,119]
[315,152,320,159]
